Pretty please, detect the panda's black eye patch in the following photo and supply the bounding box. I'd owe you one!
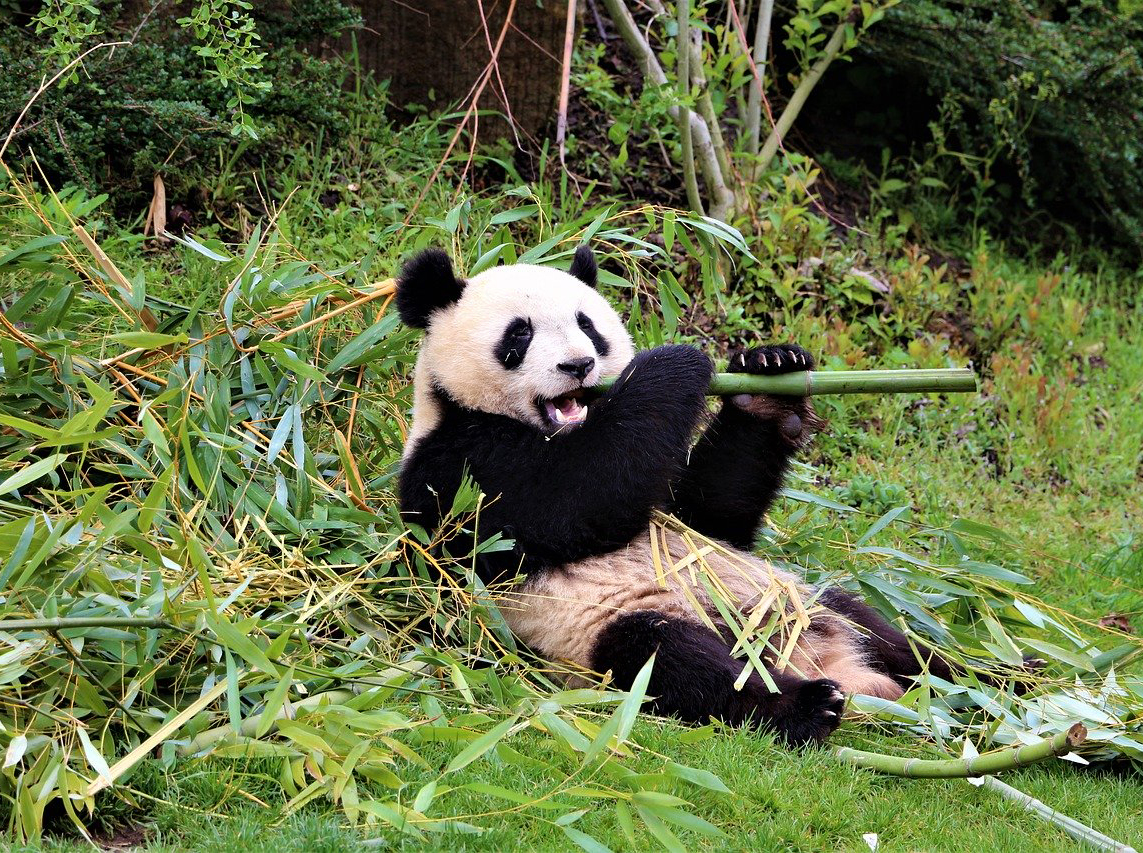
[495,317,533,370]
[576,311,611,357]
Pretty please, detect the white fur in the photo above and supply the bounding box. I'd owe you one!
[405,263,635,456]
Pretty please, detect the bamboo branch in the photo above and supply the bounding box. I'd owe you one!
[975,775,1137,852]
[600,0,734,220]
[647,0,735,216]
[756,14,849,174]
[745,0,775,157]
[556,0,578,164]
[0,616,169,631]
[597,368,979,396]
[835,723,1087,778]
[676,0,704,215]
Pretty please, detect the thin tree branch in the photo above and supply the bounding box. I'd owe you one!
[557,0,579,164]
[676,0,703,215]
[600,0,735,219]
[745,0,774,156]
[1,41,128,162]
[756,14,850,174]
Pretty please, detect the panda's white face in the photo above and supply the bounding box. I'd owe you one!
[408,263,635,448]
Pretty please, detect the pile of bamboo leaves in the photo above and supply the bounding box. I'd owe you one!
[1,180,1141,847]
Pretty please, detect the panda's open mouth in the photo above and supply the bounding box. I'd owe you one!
[539,390,589,429]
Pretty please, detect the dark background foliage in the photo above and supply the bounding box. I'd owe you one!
[803,0,1143,257]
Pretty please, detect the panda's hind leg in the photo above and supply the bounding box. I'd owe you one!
[819,588,955,689]
[592,610,845,746]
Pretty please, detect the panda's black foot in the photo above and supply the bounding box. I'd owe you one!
[728,344,815,375]
[760,677,846,747]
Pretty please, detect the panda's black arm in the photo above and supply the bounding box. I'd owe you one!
[668,345,820,549]
[668,403,798,548]
[400,345,712,570]
[476,345,713,566]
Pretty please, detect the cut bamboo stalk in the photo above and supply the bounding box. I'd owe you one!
[597,368,978,396]
[975,775,1137,852]
[835,723,1087,778]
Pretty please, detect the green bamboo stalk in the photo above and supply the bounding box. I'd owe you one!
[0,616,168,631]
[835,723,1087,778]
[597,368,978,396]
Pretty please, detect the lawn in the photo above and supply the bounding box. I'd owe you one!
[1,99,1141,852]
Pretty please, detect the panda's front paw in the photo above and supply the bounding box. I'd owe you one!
[724,344,823,443]
[727,344,815,375]
[767,678,845,747]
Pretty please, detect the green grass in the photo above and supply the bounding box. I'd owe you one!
[10,725,1143,851]
[2,82,1142,852]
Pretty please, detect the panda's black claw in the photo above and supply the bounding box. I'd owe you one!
[727,344,815,376]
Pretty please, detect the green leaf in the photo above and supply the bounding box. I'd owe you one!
[445,716,519,773]
[562,825,615,853]
[205,614,279,676]
[665,762,730,793]
[489,205,538,225]
[76,728,112,787]
[108,331,190,348]
[327,313,400,372]
[255,665,295,738]
[137,461,175,535]
[0,235,67,268]
[0,452,68,495]
[855,505,910,546]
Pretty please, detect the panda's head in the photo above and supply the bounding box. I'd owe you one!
[398,246,635,446]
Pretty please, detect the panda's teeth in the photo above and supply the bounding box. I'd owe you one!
[547,396,588,426]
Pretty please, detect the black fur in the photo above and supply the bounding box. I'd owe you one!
[672,344,818,547]
[569,244,597,288]
[396,248,465,329]
[400,345,713,579]
[494,318,533,370]
[818,588,956,688]
[576,312,611,357]
[592,611,844,745]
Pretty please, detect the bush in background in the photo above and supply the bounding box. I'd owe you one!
[1,1,360,219]
[813,0,1143,258]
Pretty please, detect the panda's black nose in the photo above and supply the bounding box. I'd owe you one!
[557,356,595,380]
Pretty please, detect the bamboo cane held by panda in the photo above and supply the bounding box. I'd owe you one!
[596,367,979,396]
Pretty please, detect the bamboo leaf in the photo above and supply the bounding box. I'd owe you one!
[0,452,68,495]
[562,825,615,853]
[445,716,519,773]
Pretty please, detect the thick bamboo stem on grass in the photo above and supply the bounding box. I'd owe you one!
[976,775,1137,852]
[836,723,1087,778]
[597,368,978,396]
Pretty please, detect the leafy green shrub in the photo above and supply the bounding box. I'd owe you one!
[820,0,1143,258]
[0,1,360,217]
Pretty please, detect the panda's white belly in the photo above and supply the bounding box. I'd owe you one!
[492,522,904,699]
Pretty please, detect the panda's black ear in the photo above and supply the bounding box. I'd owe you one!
[397,249,464,328]
[568,244,597,288]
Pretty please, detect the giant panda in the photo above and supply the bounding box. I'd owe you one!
[396,245,958,746]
